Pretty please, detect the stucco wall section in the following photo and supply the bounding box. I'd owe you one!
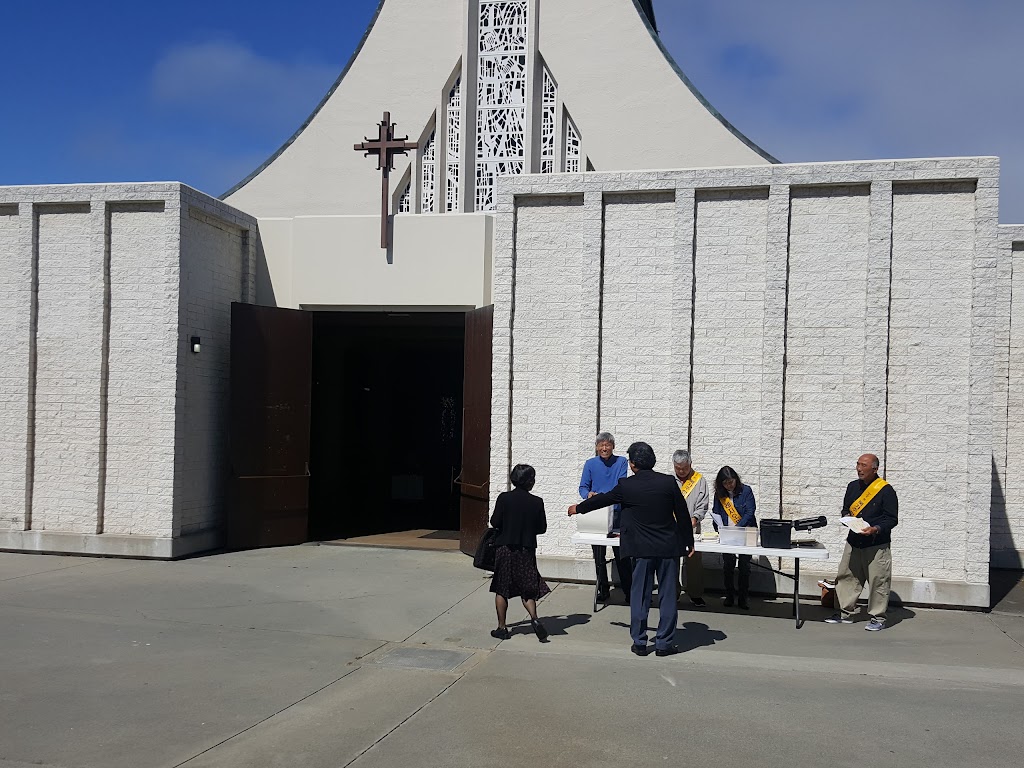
[103,204,179,536]
[999,228,1024,568]
[690,189,769,498]
[32,205,103,533]
[599,191,677,463]
[507,195,590,556]
[782,186,870,555]
[174,192,251,537]
[0,204,30,530]
[887,183,975,580]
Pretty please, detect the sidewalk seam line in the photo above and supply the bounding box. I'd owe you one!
[341,675,462,768]
[169,661,373,768]
[399,580,491,643]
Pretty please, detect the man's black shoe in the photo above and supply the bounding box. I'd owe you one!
[738,599,750,610]
[690,597,707,607]
[655,646,682,657]
[630,644,649,657]
[596,591,610,602]
[723,595,735,607]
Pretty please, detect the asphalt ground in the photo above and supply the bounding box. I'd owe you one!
[1,545,1022,768]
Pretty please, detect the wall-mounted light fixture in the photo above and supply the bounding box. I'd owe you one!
[190,336,201,354]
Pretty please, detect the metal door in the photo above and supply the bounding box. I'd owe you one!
[227,302,312,549]
[458,305,493,555]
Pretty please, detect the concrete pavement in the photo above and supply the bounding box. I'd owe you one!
[1,545,1022,768]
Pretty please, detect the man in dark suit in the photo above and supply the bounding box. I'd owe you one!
[569,442,694,657]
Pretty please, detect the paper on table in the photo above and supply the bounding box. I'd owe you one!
[840,516,871,533]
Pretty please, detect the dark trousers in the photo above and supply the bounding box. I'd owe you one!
[592,546,633,598]
[722,553,751,599]
[630,557,680,650]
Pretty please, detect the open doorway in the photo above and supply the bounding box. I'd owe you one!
[308,311,464,544]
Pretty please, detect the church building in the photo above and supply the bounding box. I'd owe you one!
[1,0,1021,608]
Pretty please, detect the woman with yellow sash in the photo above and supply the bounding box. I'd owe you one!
[712,466,757,609]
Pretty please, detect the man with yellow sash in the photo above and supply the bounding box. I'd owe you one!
[672,449,709,607]
[825,453,899,631]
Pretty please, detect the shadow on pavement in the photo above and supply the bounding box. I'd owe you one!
[990,569,1024,614]
[608,620,726,652]
[509,612,592,637]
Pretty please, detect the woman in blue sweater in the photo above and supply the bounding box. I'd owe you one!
[713,466,757,610]
[578,432,631,602]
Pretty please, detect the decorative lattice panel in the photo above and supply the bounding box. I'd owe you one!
[446,78,462,212]
[420,130,436,213]
[565,116,581,173]
[398,182,411,213]
[475,0,529,211]
[540,65,556,174]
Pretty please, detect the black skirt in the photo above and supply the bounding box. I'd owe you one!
[489,546,551,600]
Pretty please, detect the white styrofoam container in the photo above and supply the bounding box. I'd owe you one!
[576,505,614,535]
[719,527,759,547]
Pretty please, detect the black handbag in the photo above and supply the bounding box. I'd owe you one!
[473,527,499,571]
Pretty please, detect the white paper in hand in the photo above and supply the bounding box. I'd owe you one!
[841,516,870,534]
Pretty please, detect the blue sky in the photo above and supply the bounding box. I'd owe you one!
[4,0,1022,221]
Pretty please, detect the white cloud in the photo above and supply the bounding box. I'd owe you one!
[656,0,1024,221]
[150,40,338,134]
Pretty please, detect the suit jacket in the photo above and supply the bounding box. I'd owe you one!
[576,470,693,559]
[490,488,547,549]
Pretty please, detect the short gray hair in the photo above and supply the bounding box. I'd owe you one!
[672,449,691,465]
[595,432,615,446]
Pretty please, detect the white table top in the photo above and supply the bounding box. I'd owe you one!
[570,533,830,561]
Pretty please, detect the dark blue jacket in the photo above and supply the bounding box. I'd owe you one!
[713,484,757,527]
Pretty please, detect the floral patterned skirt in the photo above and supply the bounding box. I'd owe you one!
[489,546,551,600]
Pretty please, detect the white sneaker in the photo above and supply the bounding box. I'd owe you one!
[817,578,836,590]
[865,618,886,632]
[824,613,853,625]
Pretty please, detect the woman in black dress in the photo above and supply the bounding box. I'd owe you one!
[489,464,550,641]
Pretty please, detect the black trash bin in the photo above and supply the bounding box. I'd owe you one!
[759,519,793,549]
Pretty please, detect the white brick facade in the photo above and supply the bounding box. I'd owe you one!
[492,159,1001,607]
[0,184,255,558]
[997,224,1024,569]
[782,187,870,555]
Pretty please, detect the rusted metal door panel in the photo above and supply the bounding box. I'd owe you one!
[458,305,493,555]
[228,302,312,550]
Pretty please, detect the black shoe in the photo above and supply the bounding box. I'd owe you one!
[596,590,610,603]
[690,597,707,608]
[738,599,750,610]
[490,627,511,640]
[655,645,682,657]
[531,619,549,642]
[723,595,735,608]
[630,644,650,657]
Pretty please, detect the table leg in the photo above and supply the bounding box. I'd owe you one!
[794,558,803,629]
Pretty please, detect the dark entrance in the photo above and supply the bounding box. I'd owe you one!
[308,311,465,540]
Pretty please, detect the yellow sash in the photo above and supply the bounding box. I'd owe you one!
[680,471,702,498]
[849,477,888,517]
[720,496,741,524]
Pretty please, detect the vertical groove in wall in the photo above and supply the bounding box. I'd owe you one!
[95,205,112,535]
[595,199,606,431]
[505,205,518,491]
[686,194,698,451]
[777,193,794,519]
[24,207,40,531]
[881,195,895,472]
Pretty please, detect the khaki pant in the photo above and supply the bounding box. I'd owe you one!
[683,551,704,599]
[835,542,892,621]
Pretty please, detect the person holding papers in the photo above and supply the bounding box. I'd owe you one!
[825,454,899,631]
[713,466,757,610]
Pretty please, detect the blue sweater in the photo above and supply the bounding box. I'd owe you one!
[579,455,629,499]
[712,484,757,527]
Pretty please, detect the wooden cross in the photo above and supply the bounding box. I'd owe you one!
[354,111,418,248]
